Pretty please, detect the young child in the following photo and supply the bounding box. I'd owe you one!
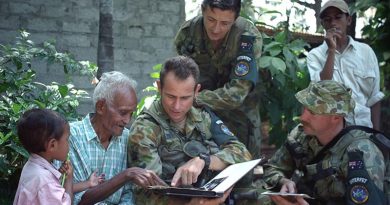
[13,108,73,205]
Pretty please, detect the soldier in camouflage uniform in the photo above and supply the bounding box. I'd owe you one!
[128,56,251,205]
[262,80,386,205]
[174,0,263,158]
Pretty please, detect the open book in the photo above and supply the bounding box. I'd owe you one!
[148,158,265,198]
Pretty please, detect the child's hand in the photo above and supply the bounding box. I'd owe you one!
[60,160,73,177]
[88,170,105,188]
[59,164,66,174]
[60,160,73,187]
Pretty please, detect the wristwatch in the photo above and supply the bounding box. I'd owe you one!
[198,152,210,171]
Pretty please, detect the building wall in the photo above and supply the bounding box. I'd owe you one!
[0,0,185,114]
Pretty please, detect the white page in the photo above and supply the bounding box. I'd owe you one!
[202,159,262,193]
[261,191,314,199]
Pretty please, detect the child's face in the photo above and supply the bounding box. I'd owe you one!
[54,124,70,161]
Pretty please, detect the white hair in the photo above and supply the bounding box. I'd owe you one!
[93,71,137,106]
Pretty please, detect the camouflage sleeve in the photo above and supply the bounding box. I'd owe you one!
[343,138,385,190]
[128,114,163,175]
[262,126,301,189]
[246,24,263,73]
[343,138,386,204]
[213,139,252,165]
[196,25,262,110]
[197,79,252,110]
[202,110,252,164]
[174,20,189,55]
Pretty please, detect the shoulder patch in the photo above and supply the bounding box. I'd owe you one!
[234,60,250,76]
[350,184,369,204]
[220,124,235,136]
[230,34,258,84]
[348,159,365,170]
[234,39,254,77]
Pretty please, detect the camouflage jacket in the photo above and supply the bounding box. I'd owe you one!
[263,124,385,205]
[174,15,263,157]
[128,100,251,180]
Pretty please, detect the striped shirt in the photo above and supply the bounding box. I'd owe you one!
[70,113,133,205]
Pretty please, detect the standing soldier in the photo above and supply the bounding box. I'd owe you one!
[175,0,263,158]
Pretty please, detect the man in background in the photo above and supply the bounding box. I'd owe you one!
[306,0,384,130]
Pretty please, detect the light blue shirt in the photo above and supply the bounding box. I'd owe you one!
[70,113,133,205]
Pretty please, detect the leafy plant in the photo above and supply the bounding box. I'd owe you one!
[258,30,310,147]
[0,31,96,201]
[134,64,161,117]
[352,1,390,134]
[241,4,311,147]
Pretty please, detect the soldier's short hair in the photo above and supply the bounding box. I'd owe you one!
[93,71,137,106]
[17,108,68,154]
[201,0,241,18]
[295,80,355,116]
[160,56,200,89]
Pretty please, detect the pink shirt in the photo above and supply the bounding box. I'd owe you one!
[13,154,71,205]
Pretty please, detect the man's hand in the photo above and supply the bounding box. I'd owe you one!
[126,167,166,188]
[270,196,309,205]
[325,27,342,50]
[171,157,205,187]
[279,178,297,193]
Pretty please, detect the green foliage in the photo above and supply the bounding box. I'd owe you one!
[352,1,390,134]
[259,30,310,147]
[0,31,96,200]
[135,64,161,117]
[241,4,311,147]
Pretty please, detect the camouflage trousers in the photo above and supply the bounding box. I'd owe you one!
[134,186,222,205]
[230,177,272,205]
[132,186,272,205]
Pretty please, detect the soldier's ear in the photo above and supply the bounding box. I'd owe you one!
[156,80,161,93]
[195,83,201,96]
[332,115,344,123]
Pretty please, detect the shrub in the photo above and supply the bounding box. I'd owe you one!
[0,31,96,202]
